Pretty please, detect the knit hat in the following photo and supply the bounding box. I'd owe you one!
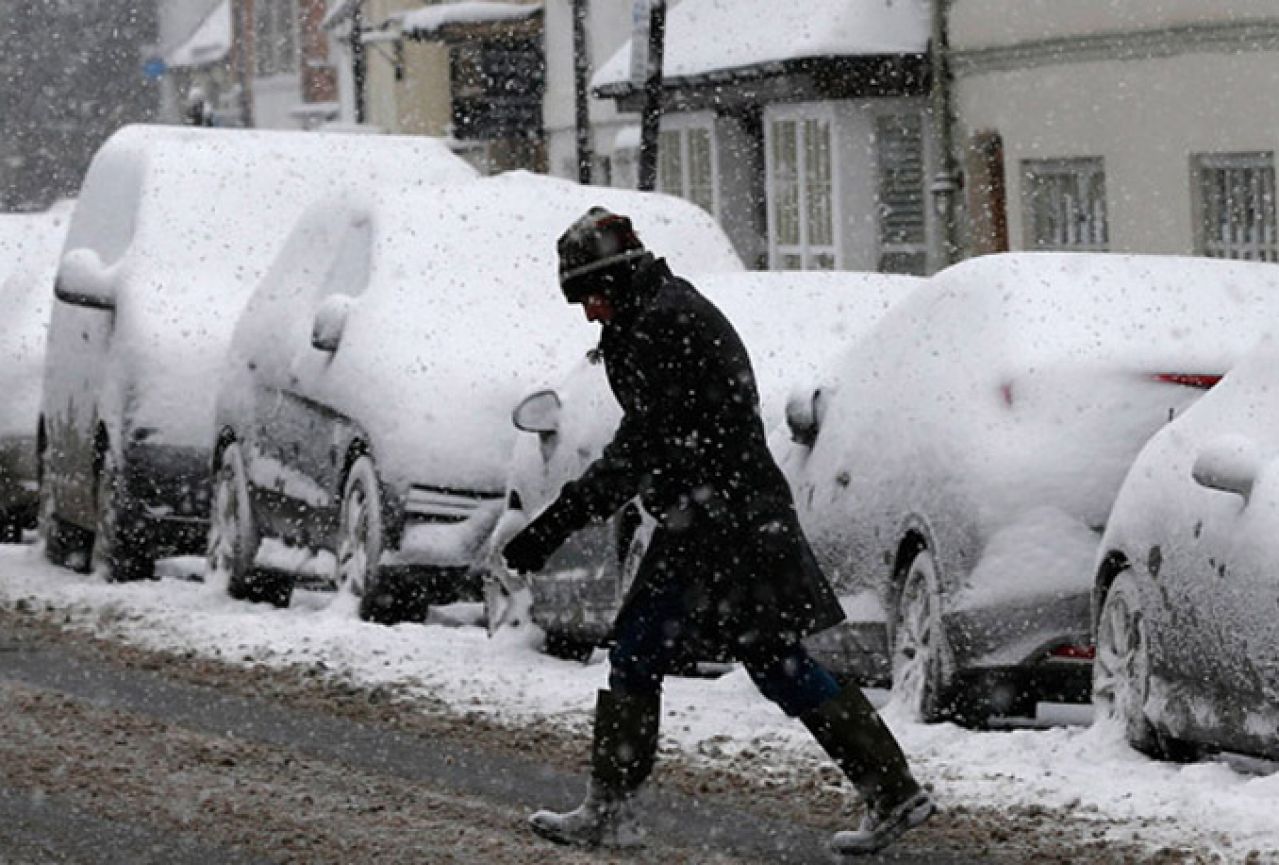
[557,207,648,302]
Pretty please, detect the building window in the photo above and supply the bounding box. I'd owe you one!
[876,112,927,275]
[255,0,297,77]
[1194,152,1277,262]
[1022,157,1108,251]
[657,124,717,217]
[768,112,835,270]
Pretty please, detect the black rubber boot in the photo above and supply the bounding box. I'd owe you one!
[529,689,660,848]
[801,686,935,856]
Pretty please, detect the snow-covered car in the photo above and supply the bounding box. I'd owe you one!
[489,271,920,660]
[1093,337,1279,762]
[0,204,71,541]
[207,172,743,623]
[39,124,476,581]
[776,252,1279,725]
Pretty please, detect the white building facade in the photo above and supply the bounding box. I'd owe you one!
[951,0,1279,261]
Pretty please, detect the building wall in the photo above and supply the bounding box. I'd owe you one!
[544,0,634,182]
[951,5,1279,254]
[950,0,1278,48]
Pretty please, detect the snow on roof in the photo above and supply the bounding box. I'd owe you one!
[594,0,930,90]
[166,0,232,68]
[400,1,541,38]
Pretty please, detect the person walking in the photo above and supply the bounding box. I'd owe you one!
[502,207,935,858]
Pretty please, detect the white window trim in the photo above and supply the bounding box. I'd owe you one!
[764,101,842,271]
[1021,156,1109,252]
[656,111,720,220]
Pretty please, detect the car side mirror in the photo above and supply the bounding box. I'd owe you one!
[54,248,117,310]
[513,389,561,435]
[785,387,826,447]
[1192,435,1261,504]
[311,294,355,352]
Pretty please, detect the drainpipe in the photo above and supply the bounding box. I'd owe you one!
[572,0,593,184]
[350,2,367,123]
[929,0,961,269]
[636,0,665,191]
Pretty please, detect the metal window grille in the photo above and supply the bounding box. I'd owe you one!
[1023,157,1109,252]
[769,115,835,270]
[876,112,927,275]
[1195,152,1277,262]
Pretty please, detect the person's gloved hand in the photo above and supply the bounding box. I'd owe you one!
[502,522,560,575]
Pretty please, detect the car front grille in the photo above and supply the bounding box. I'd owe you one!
[404,484,504,524]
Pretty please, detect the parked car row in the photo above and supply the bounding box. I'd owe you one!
[13,125,1279,762]
[33,124,742,625]
[493,248,1279,758]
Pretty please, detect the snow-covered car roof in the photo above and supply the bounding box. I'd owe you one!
[222,171,744,491]
[593,0,930,90]
[0,205,72,438]
[56,124,478,445]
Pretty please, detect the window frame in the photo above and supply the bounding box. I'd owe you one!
[764,102,840,271]
[1021,156,1109,252]
[1192,151,1278,262]
[655,112,719,219]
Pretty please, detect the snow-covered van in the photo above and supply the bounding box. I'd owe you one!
[40,124,477,580]
[206,172,744,623]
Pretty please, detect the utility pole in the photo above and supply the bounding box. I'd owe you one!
[234,0,255,127]
[572,0,592,184]
[350,1,367,123]
[929,0,961,269]
[636,0,665,192]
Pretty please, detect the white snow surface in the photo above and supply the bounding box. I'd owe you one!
[1,545,1275,862]
[400,1,540,36]
[593,0,930,88]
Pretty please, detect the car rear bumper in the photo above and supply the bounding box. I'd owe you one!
[123,441,212,557]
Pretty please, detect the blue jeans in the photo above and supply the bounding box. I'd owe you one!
[607,569,841,717]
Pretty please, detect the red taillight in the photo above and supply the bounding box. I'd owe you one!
[1151,373,1223,390]
[1049,644,1096,661]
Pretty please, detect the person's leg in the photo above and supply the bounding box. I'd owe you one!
[529,561,683,848]
[743,642,935,857]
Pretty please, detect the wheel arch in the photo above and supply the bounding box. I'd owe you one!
[1092,548,1131,630]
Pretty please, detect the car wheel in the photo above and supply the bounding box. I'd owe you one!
[543,630,596,663]
[890,546,959,723]
[335,455,427,625]
[209,442,291,607]
[1093,570,1199,761]
[91,448,154,582]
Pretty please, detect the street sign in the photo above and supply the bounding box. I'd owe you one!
[143,56,167,80]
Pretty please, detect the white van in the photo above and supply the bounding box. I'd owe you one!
[40,124,476,580]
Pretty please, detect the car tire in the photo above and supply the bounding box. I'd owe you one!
[890,545,961,723]
[91,448,154,582]
[335,455,427,625]
[1093,569,1200,761]
[209,442,291,607]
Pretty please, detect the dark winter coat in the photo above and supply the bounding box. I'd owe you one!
[534,257,844,657]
